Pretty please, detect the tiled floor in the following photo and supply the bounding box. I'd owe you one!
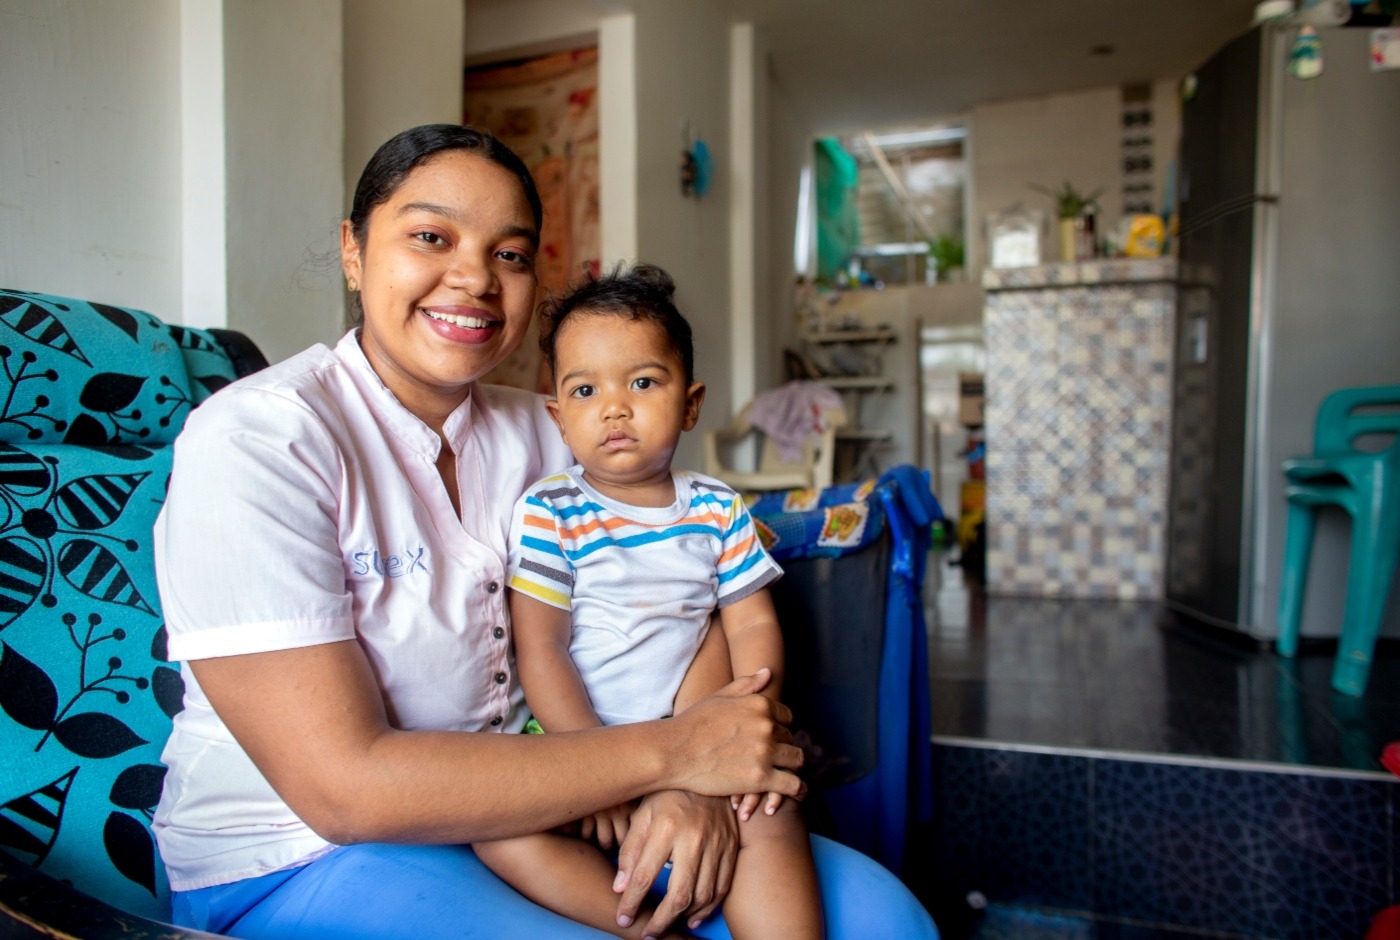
[925,555,1400,773]
[915,554,1400,939]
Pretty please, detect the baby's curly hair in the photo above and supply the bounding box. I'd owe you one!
[539,262,695,386]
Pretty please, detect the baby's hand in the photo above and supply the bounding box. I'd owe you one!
[731,791,785,822]
[580,799,636,850]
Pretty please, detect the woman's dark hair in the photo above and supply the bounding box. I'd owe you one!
[348,124,543,245]
[540,263,695,385]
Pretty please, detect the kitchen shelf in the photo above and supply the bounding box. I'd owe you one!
[805,328,896,345]
[817,376,895,392]
[836,427,894,442]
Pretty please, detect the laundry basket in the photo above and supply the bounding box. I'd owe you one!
[750,465,942,873]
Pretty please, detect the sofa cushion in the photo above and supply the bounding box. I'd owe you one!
[0,290,251,922]
[0,441,177,919]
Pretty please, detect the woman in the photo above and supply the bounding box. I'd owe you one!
[152,124,938,939]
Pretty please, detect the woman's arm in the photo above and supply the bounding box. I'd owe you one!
[189,639,802,847]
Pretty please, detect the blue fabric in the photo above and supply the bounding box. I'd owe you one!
[0,289,240,921]
[173,836,938,939]
[0,290,236,446]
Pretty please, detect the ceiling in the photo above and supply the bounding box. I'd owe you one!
[709,0,1262,134]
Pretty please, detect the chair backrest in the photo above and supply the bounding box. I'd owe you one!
[752,401,846,487]
[1314,384,1400,458]
[0,289,264,920]
[702,395,846,494]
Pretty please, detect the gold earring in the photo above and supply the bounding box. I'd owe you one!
[347,278,358,292]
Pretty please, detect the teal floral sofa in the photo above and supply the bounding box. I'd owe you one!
[0,289,265,935]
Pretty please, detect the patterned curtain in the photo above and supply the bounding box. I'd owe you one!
[465,48,600,392]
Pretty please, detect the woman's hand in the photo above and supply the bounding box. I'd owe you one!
[614,790,739,937]
[665,668,806,801]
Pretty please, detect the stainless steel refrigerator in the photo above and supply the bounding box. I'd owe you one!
[1166,22,1400,641]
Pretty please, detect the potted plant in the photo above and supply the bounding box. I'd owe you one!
[927,233,965,282]
[1031,181,1102,262]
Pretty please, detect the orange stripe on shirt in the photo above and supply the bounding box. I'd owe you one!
[718,534,756,565]
[557,509,727,542]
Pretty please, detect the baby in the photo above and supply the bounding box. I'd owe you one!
[476,263,822,939]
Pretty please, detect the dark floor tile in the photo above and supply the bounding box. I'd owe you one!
[927,576,1400,771]
[1091,759,1396,939]
[970,906,1096,939]
[969,906,1255,939]
[932,745,1092,911]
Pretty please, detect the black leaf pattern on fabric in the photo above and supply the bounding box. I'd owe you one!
[109,764,165,811]
[78,373,146,414]
[57,539,154,613]
[167,325,219,355]
[54,471,149,530]
[0,536,46,630]
[0,768,76,865]
[89,303,141,343]
[150,625,168,662]
[103,811,157,896]
[0,641,59,730]
[74,442,155,461]
[0,293,27,317]
[0,443,54,495]
[62,414,111,446]
[52,712,147,759]
[0,297,90,366]
[152,665,184,719]
[195,374,232,397]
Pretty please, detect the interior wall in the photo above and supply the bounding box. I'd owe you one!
[463,0,600,60]
[0,0,183,317]
[344,0,466,227]
[222,0,345,362]
[631,3,735,468]
[969,79,1180,272]
[764,63,817,393]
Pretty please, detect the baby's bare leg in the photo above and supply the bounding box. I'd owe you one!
[723,801,823,939]
[474,834,687,939]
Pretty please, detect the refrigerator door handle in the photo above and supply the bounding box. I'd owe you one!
[1188,314,1209,365]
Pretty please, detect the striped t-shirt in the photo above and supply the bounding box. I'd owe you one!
[506,465,782,726]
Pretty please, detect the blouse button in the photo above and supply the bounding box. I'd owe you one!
[489,715,503,727]
[492,626,506,640]
[486,581,500,594]
[494,672,508,685]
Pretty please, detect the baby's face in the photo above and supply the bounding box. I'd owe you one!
[546,312,705,504]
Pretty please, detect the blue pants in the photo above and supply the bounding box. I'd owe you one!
[172,836,938,938]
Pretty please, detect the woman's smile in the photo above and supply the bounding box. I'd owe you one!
[421,304,503,341]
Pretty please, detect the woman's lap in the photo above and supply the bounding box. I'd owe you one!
[173,836,938,939]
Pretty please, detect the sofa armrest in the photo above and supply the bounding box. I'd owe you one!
[207,328,270,378]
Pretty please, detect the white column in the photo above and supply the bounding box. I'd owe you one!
[179,0,228,328]
[598,13,637,264]
[728,21,758,410]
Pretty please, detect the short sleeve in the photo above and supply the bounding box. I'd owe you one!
[506,485,574,611]
[154,388,356,661]
[715,496,782,608]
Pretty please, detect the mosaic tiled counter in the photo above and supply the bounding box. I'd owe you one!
[982,258,1177,599]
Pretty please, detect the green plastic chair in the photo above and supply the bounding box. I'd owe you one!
[1276,384,1400,696]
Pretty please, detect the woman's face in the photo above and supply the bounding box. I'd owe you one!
[341,150,539,422]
